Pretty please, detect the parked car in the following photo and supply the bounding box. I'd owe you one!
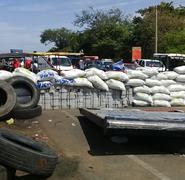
[124,62,140,70]
[138,59,165,72]
[84,60,103,70]
[100,59,113,71]
[46,55,73,71]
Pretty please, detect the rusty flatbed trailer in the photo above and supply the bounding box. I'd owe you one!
[80,108,185,137]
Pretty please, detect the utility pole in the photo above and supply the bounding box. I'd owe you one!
[155,5,158,53]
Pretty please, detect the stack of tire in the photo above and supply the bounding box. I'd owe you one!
[0,76,42,120]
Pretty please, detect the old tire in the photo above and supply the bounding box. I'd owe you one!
[11,105,42,119]
[0,130,58,176]
[0,80,16,120]
[6,76,40,109]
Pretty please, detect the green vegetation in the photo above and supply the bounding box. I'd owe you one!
[40,2,185,60]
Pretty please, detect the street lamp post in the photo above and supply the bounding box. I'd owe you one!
[155,5,158,53]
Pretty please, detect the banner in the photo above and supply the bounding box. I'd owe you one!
[132,47,141,61]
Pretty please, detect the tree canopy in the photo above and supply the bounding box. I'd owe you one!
[40,2,185,60]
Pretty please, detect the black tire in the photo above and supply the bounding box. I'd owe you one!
[11,105,42,119]
[17,96,32,104]
[0,130,58,176]
[6,76,40,109]
[14,87,32,96]
[0,80,16,119]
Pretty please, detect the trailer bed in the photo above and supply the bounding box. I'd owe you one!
[80,108,185,136]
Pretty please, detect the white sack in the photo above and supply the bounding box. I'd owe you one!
[37,81,53,89]
[61,69,86,79]
[126,79,145,87]
[171,98,185,106]
[176,75,185,82]
[127,70,148,80]
[13,67,38,83]
[132,100,149,106]
[85,68,107,80]
[163,71,178,80]
[150,75,157,80]
[152,93,172,101]
[170,91,185,99]
[134,93,153,103]
[160,80,176,87]
[106,79,126,91]
[151,86,170,94]
[87,75,109,91]
[136,67,158,77]
[174,66,185,74]
[73,78,93,88]
[0,70,13,80]
[168,84,185,92]
[106,71,129,82]
[134,85,152,94]
[153,100,171,107]
[145,79,162,87]
[37,69,58,81]
[156,73,168,80]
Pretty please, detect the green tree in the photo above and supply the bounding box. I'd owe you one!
[133,2,185,58]
[40,27,79,52]
[74,7,133,59]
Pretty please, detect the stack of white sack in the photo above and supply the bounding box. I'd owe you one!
[136,67,158,77]
[0,70,13,80]
[126,70,147,87]
[105,71,128,91]
[86,68,108,80]
[106,71,129,82]
[168,84,185,106]
[174,66,185,86]
[37,69,59,82]
[168,66,185,106]
[13,67,38,83]
[61,69,86,79]
[87,75,109,91]
[132,85,152,106]
[145,79,171,107]
[106,79,126,91]
[37,69,60,89]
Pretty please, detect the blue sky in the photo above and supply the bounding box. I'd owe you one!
[0,0,184,52]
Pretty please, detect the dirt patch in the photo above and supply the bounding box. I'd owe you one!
[51,156,82,180]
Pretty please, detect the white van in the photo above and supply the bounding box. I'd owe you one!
[138,59,166,72]
[47,55,73,71]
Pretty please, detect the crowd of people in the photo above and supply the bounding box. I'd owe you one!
[0,57,39,73]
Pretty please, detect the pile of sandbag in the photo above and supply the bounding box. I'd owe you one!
[36,68,129,92]
[129,69,153,106]
[130,66,185,107]
[168,66,185,106]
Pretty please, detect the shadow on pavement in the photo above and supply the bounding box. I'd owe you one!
[15,174,47,180]
[78,116,185,156]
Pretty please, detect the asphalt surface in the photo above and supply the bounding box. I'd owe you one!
[40,109,185,180]
[2,109,185,180]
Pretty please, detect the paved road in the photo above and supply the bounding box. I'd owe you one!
[36,109,185,180]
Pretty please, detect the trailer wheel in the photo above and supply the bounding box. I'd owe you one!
[0,80,16,120]
[6,76,40,109]
[0,130,58,176]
